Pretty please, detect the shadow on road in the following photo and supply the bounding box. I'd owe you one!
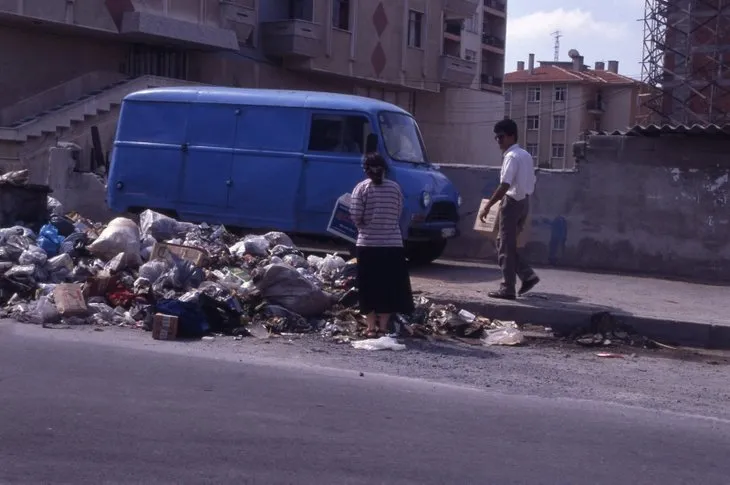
[406,339,499,359]
[410,261,501,284]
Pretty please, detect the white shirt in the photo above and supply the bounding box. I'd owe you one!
[500,144,536,201]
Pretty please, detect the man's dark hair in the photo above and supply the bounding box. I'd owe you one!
[494,118,519,141]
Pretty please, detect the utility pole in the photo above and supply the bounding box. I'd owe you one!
[551,30,562,61]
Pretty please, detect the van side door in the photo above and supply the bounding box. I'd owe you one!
[297,111,374,235]
[228,106,307,231]
[178,103,236,218]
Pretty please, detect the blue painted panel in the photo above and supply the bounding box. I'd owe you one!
[116,101,188,144]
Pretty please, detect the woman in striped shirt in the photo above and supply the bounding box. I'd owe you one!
[350,153,414,338]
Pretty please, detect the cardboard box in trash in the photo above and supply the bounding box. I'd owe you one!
[327,193,358,244]
[54,283,88,317]
[152,313,179,340]
[473,199,530,248]
[150,242,208,266]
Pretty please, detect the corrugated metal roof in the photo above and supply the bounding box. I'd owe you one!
[593,124,730,137]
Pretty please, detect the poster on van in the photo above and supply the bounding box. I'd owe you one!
[327,193,358,244]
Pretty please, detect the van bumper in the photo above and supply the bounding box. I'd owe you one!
[406,223,460,242]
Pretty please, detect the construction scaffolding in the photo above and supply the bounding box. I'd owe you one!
[641,0,730,125]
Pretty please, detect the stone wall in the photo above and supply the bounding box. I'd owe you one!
[441,134,730,282]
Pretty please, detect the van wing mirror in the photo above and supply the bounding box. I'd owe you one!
[365,134,379,154]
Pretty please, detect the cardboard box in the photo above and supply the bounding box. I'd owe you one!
[152,313,179,340]
[326,193,358,244]
[150,242,208,267]
[473,198,530,248]
[53,283,88,317]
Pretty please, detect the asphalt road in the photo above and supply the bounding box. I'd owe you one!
[1,324,729,484]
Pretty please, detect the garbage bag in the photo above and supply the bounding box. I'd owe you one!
[482,327,525,346]
[87,217,141,265]
[36,224,65,257]
[319,254,346,276]
[29,296,60,324]
[154,299,209,338]
[19,246,48,266]
[351,336,406,351]
[139,260,169,283]
[60,232,88,256]
[264,231,294,248]
[282,254,308,269]
[50,215,76,237]
[47,196,64,216]
[153,260,204,293]
[230,235,270,257]
[139,210,195,241]
[255,263,333,317]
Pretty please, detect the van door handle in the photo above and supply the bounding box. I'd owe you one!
[181,143,189,153]
[226,179,232,187]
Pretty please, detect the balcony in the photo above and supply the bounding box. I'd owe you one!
[442,0,479,19]
[482,34,505,50]
[261,20,324,58]
[587,101,604,114]
[220,0,256,44]
[444,21,462,37]
[483,0,507,16]
[481,74,503,92]
[439,56,477,87]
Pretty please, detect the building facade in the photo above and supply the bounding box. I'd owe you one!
[504,53,642,169]
[0,0,507,174]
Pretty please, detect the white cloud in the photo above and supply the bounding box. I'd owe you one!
[507,8,627,42]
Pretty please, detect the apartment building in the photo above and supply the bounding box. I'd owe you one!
[0,0,507,174]
[504,51,642,169]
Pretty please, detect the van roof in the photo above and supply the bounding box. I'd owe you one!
[124,87,412,116]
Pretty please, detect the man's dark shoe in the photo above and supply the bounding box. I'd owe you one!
[518,277,540,296]
[488,290,516,301]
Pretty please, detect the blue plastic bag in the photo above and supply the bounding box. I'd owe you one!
[36,224,65,257]
[155,299,210,338]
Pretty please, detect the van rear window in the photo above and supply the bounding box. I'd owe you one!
[118,101,188,144]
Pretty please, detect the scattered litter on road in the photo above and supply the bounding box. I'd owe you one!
[596,352,625,359]
[482,327,526,346]
[351,336,406,351]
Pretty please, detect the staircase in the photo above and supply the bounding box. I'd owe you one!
[0,75,204,176]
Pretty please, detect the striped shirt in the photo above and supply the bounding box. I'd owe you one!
[350,178,404,247]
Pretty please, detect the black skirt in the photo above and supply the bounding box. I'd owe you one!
[356,246,414,315]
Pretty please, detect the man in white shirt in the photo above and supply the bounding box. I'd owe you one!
[478,118,539,300]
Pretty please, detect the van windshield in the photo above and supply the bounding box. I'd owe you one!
[378,111,428,164]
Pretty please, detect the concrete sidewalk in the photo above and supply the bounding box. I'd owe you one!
[409,261,730,349]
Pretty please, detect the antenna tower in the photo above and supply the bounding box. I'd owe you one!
[551,30,562,61]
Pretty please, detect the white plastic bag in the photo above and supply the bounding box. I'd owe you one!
[139,210,195,241]
[351,336,406,351]
[47,196,64,216]
[230,235,270,257]
[482,328,525,346]
[87,217,142,265]
[319,254,346,276]
[31,296,60,324]
[264,231,294,248]
[255,263,333,317]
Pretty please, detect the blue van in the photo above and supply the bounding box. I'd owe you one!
[107,87,462,263]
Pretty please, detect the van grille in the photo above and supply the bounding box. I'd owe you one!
[426,202,458,223]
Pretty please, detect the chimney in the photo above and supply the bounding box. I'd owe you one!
[607,60,619,73]
[595,61,605,70]
[528,53,535,74]
[572,55,584,71]
[517,61,525,71]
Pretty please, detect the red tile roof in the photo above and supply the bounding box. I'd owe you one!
[505,64,638,85]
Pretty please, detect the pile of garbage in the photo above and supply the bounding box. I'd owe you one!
[0,192,518,345]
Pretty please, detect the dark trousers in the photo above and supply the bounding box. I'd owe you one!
[496,195,536,294]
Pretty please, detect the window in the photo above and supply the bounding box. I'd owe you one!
[464,49,476,61]
[308,114,371,154]
[408,10,423,48]
[554,85,567,102]
[526,143,538,157]
[332,0,350,30]
[553,115,566,130]
[528,86,541,103]
[504,90,512,102]
[379,111,428,164]
[527,116,539,130]
[289,0,313,21]
[464,13,479,33]
[551,143,565,158]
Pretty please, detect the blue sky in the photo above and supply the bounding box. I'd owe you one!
[505,0,646,79]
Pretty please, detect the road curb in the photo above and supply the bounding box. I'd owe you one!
[426,296,730,350]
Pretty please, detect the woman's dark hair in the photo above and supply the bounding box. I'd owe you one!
[363,152,387,185]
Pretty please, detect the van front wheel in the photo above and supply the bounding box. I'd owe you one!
[406,240,447,265]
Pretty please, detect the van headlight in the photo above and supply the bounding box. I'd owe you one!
[457,195,463,207]
[421,191,431,208]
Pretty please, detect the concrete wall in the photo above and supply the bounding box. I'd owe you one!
[442,134,730,282]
